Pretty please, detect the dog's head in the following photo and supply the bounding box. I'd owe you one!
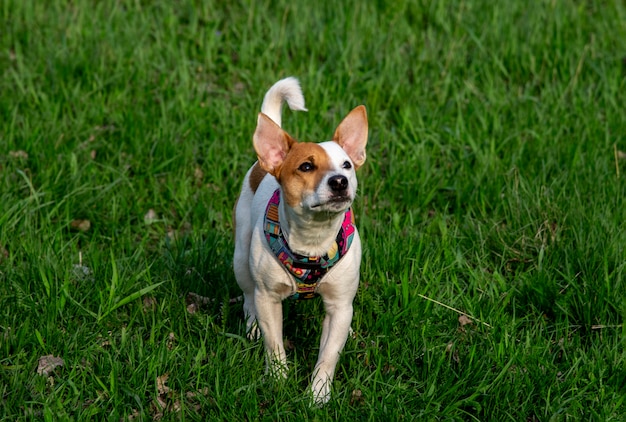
[253,106,368,214]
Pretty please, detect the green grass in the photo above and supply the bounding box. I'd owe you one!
[1,0,626,419]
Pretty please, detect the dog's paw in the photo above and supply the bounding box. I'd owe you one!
[267,360,288,379]
[246,321,261,340]
[310,379,331,406]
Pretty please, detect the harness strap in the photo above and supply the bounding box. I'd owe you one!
[264,189,355,300]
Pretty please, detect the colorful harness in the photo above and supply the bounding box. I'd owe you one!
[264,189,355,300]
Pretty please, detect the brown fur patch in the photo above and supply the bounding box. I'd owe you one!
[248,162,268,193]
[278,143,332,208]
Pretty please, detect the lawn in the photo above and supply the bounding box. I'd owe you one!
[1,0,625,420]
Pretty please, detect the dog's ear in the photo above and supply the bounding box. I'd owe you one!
[253,113,296,175]
[332,105,368,169]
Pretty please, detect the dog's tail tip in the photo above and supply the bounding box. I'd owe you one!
[261,77,307,127]
[277,76,308,111]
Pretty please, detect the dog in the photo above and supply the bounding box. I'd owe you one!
[233,77,368,404]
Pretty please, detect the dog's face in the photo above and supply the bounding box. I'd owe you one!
[253,106,368,215]
[277,141,356,213]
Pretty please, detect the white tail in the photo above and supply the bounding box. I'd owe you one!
[260,77,307,128]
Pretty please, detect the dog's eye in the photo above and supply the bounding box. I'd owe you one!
[342,161,352,170]
[298,162,314,172]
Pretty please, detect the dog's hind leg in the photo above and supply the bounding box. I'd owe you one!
[233,175,261,339]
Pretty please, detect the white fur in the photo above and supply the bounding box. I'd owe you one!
[233,78,367,405]
[260,77,308,128]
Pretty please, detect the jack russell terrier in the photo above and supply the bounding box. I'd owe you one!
[233,77,368,404]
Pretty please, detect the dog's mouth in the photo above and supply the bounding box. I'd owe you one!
[311,195,352,210]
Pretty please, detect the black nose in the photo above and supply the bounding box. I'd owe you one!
[328,175,348,192]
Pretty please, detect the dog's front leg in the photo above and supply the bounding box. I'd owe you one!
[254,288,288,378]
[311,301,353,405]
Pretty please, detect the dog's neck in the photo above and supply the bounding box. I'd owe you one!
[278,198,346,257]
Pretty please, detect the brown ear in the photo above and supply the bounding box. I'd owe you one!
[253,113,296,175]
[332,105,368,169]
